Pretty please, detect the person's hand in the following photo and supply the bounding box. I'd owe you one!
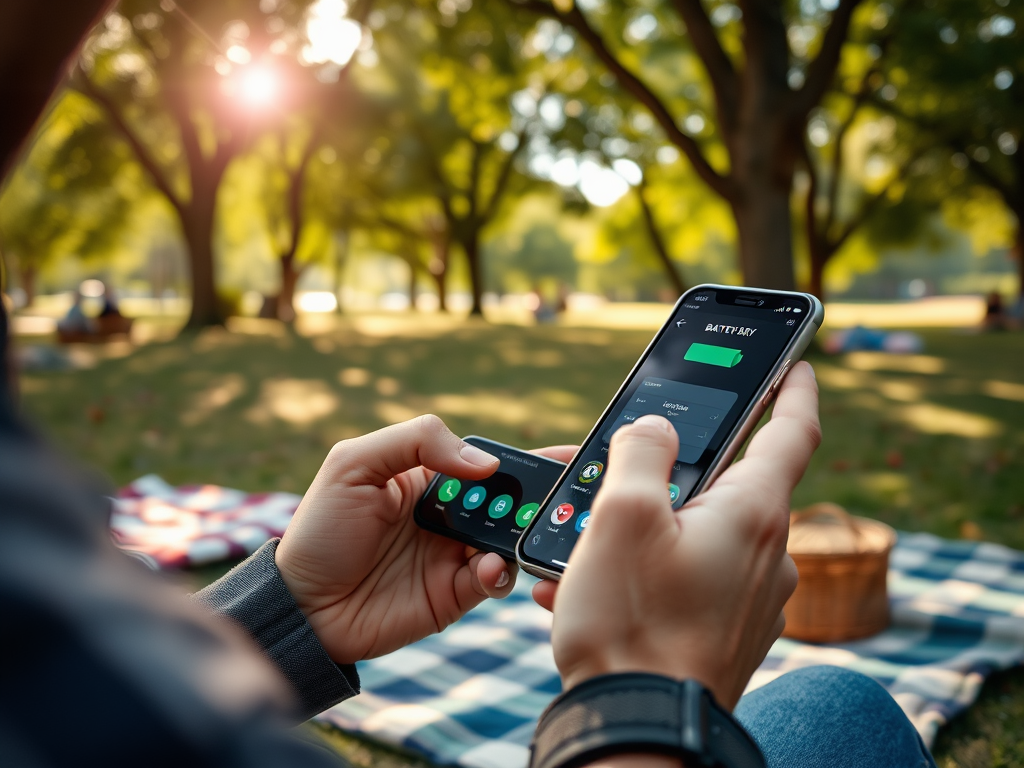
[276,414,577,665]
[534,362,820,709]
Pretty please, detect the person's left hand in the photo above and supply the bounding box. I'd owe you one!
[276,414,577,664]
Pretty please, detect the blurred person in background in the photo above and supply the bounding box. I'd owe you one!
[57,288,92,335]
[0,3,935,768]
[98,280,122,319]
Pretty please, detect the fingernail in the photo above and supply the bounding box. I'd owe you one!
[461,444,498,467]
[808,364,816,380]
[634,414,674,433]
[495,569,509,588]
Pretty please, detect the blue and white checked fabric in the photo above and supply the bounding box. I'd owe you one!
[317,532,1024,768]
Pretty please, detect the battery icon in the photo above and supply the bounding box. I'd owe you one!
[792,307,803,313]
[684,343,743,368]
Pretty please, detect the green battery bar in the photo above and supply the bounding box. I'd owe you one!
[685,342,743,368]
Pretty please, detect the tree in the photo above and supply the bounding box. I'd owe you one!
[799,29,934,298]
[73,0,368,328]
[508,0,871,290]
[877,0,1023,296]
[357,0,545,315]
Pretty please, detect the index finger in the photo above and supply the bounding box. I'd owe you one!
[706,361,821,499]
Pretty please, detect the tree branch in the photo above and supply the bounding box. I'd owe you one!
[794,0,864,115]
[281,124,323,263]
[868,95,1018,207]
[412,123,457,223]
[668,0,738,133]
[831,146,925,252]
[800,139,822,247]
[74,69,184,214]
[636,176,686,295]
[508,0,733,200]
[823,58,879,236]
[483,125,530,222]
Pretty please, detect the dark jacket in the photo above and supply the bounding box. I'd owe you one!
[0,414,359,767]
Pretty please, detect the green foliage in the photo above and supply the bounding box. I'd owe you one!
[0,91,144,280]
[881,0,1022,255]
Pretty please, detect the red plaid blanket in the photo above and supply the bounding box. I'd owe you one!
[113,475,300,568]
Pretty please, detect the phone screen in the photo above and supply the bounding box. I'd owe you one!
[415,437,566,559]
[519,287,816,573]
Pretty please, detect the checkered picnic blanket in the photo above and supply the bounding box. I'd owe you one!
[316,532,1024,767]
[109,478,1024,765]
[112,475,299,568]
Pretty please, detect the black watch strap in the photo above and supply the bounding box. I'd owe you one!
[530,674,765,768]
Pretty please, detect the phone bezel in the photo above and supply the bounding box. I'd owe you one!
[515,284,825,581]
[413,435,567,560]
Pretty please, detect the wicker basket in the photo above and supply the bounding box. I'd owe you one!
[783,503,896,643]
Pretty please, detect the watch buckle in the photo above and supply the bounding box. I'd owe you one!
[680,679,711,762]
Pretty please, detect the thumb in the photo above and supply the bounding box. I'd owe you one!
[590,415,678,536]
[327,415,498,486]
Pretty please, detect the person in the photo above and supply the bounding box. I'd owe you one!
[98,280,122,318]
[56,288,92,335]
[983,290,1008,331]
[0,2,936,767]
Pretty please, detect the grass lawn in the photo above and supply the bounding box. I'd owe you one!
[14,309,1024,766]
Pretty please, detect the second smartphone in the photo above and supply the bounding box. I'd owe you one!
[414,436,566,560]
[516,284,824,581]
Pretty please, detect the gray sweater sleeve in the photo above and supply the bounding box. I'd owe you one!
[194,538,360,721]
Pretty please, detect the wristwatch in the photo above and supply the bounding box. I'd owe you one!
[530,673,765,768]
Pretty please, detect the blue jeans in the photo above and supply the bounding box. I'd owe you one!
[734,666,937,768]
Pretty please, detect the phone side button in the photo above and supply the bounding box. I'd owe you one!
[761,359,792,407]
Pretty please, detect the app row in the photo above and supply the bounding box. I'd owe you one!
[437,478,540,528]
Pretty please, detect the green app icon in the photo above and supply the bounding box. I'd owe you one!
[515,503,540,528]
[463,486,487,510]
[685,342,743,368]
[668,483,680,504]
[438,478,461,502]
[489,494,514,519]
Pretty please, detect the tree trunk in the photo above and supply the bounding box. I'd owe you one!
[1014,213,1024,300]
[731,181,797,290]
[181,193,223,329]
[804,174,828,300]
[463,234,484,316]
[433,271,447,312]
[408,261,417,311]
[334,228,349,315]
[278,254,299,323]
[429,227,449,312]
[19,264,36,308]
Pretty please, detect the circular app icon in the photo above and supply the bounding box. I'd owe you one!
[667,483,680,504]
[438,478,461,503]
[488,494,514,519]
[463,486,487,510]
[515,503,540,528]
[579,461,604,483]
[575,511,591,533]
[551,502,574,525]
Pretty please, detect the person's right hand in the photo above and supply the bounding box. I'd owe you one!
[535,362,821,710]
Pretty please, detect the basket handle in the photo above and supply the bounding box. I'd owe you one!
[790,502,863,540]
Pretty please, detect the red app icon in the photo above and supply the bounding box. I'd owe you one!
[551,503,574,525]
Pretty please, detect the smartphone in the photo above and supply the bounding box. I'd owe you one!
[516,284,824,581]
[414,436,567,560]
